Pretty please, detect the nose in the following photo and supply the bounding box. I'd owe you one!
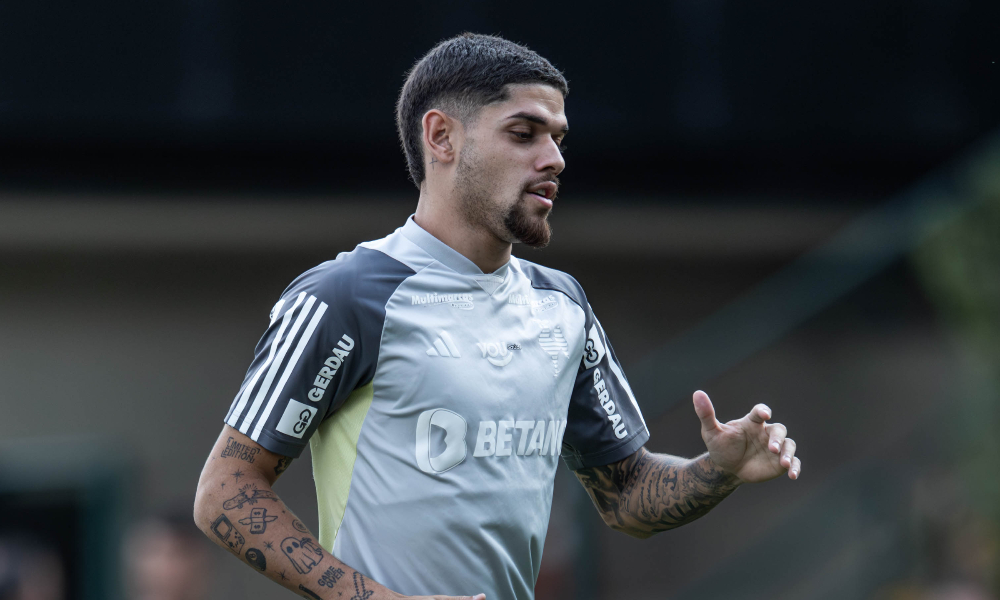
[536,136,566,175]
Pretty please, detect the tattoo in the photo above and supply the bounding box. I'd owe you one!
[279,570,289,581]
[245,547,266,571]
[223,483,277,510]
[430,157,438,168]
[275,456,293,476]
[239,507,278,534]
[350,572,374,600]
[318,566,345,587]
[220,482,225,489]
[210,514,246,554]
[264,541,274,551]
[574,448,739,538]
[299,585,322,600]
[292,519,310,533]
[222,436,261,463]
[281,537,324,574]
[232,469,245,483]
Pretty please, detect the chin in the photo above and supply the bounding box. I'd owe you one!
[511,217,552,249]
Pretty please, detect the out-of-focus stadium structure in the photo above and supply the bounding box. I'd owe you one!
[2,2,999,599]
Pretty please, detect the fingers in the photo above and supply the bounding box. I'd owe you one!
[789,456,802,480]
[766,422,787,454]
[692,391,720,432]
[767,422,802,480]
[778,438,796,468]
[747,403,772,425]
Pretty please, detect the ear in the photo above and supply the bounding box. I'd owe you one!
[421,109,460,167]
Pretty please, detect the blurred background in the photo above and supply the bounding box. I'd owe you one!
[1,1,999,599]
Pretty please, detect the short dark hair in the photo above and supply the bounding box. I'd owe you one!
[396,33,569,188]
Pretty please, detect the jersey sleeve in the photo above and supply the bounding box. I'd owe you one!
[224,248,414,458]
[561,306,650,470]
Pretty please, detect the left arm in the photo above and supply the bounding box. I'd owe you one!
[574,448,739,539]
[574,390,801,539]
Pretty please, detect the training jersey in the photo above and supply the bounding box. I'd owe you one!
[224,216,648,600]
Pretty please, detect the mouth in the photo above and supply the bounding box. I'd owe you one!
[526,181,558,207]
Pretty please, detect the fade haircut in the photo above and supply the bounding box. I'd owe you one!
[396,33,568,188]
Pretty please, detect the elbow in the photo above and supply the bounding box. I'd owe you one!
[609,521,655,540]
[193,470,219,534]
[598,510,655,540]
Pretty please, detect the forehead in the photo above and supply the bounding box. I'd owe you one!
[484,83,567,126]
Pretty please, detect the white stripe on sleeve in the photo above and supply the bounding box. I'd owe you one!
[238,294,317,433]
[269,298,286,326]
[251,301,328,441]
[227,292,306,427]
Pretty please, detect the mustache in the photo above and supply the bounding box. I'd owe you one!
[524,175,561,198]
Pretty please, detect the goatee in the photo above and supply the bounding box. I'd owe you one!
[504,200,551,248]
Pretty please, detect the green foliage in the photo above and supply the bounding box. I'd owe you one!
[913,152,1000,589]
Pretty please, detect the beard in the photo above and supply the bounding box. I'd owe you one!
[455,140,553,249]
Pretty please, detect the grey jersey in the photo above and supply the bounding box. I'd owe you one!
[225,217,649,600]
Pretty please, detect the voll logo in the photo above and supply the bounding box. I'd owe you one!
[476,340,517,367]
[415,408,468,474]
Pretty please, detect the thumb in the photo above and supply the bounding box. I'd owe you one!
[692,390,720,432]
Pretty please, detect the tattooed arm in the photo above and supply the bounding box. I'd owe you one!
[575,391,802,539]
[574,448,739,539]
[194,425,484,600]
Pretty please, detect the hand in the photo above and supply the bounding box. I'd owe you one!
[692,390,801,483]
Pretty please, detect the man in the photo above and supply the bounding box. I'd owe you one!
[194,33,801,600]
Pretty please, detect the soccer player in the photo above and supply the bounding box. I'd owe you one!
[194,33,802,600]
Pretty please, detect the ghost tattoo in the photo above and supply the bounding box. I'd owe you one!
[281,536,323,574]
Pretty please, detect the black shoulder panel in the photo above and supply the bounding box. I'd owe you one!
[517,259,588,311]
[226,246,414,458]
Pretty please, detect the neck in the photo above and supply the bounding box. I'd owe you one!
[414,189,512,274]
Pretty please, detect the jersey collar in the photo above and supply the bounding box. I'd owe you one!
[401,215,510,279]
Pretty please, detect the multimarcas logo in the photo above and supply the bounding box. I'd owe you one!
[415,409,568,474]
[411,292,474,310]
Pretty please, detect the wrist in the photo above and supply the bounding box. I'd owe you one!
[699,453,743,488]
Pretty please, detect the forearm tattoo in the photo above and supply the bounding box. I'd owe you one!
[574,448,740,538]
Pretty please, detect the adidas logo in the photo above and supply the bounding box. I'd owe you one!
[426,330,462,358]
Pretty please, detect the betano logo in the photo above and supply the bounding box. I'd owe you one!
[414,409,567,474]
[415,408,468,474]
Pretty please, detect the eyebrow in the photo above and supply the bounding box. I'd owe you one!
[505,111,569,133]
